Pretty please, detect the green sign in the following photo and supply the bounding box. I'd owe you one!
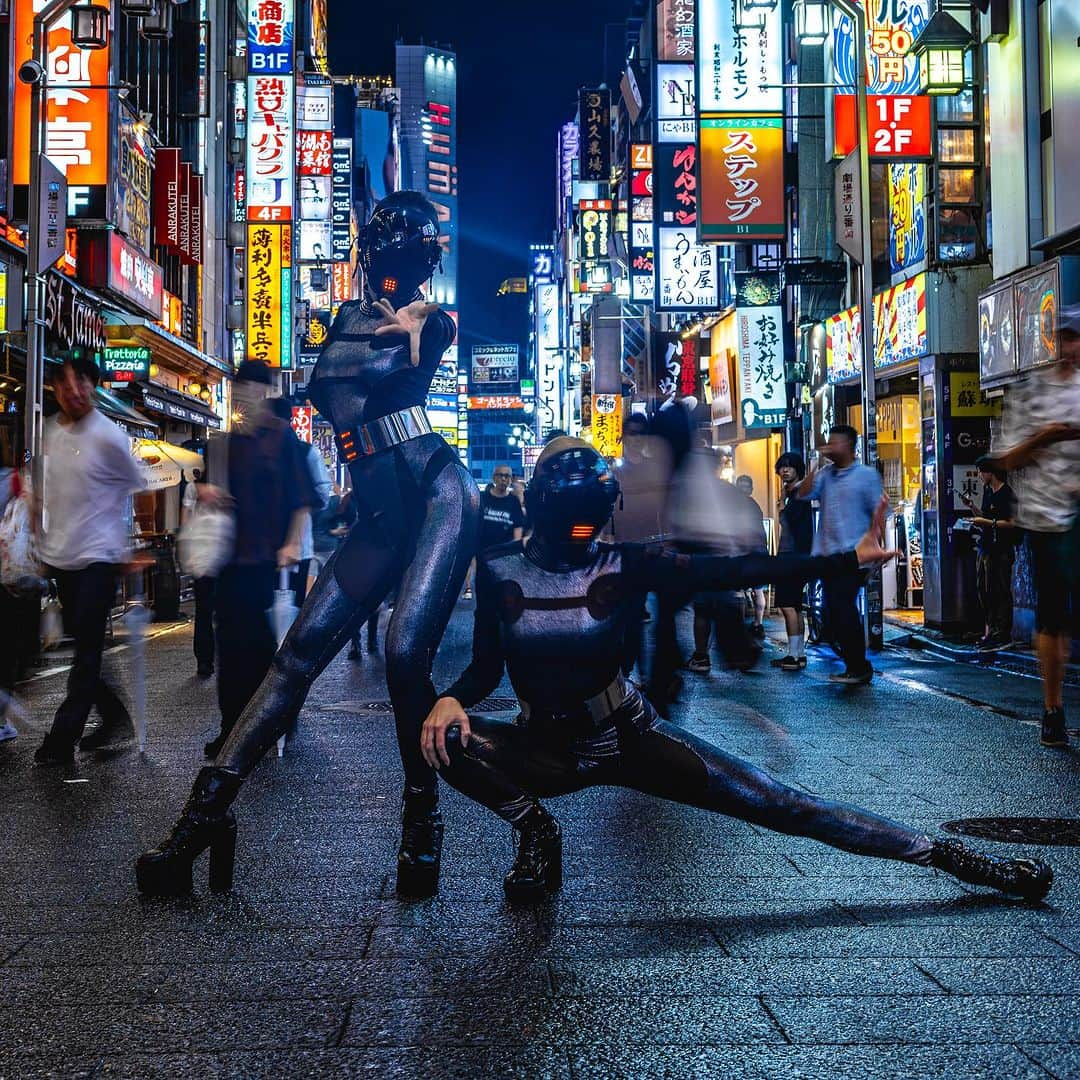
[102,346,151,382]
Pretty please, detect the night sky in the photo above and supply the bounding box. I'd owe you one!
[327,0,633,356]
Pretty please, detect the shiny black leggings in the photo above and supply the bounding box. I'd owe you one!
[442,701,933,865]
[217,435,479,791]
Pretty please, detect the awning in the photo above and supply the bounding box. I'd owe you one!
[92,386,159,440]
[135,381,223,430]
[104,319,231,379]
[136,439,205,490]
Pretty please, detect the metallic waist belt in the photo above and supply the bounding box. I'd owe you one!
[336,406,432,462]
[520,675,631,727]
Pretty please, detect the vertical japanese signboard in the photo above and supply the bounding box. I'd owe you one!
[698,116,785,241]
[535,282,562,435]
[591,394,623,460]
[832,0,933,159]
[246,223,293,368]
[579,88,611,183]
[115,116,154,255]
[12,0,112,216]
[629,143,655,303]
[734,270,785,428]
[888,163,927,276]
[423,51,458,308]
[697,0,782,114]
[657,0,696,61]
[331,139,352,261]
[247,0,295,222]
[656,64,696,143]
[697,0,785,245]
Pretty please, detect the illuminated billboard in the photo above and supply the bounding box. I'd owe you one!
[12,0,112,215]
[697,0,782,114]
[246,223,293,368]
[699,116,785,242]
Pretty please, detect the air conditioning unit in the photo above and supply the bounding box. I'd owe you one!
[226,302,244,330]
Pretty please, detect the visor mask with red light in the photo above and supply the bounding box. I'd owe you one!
[525,448,620,544]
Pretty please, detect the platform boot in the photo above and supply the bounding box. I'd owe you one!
[396,785,444,898]
[930,838,1053,901]
[136,767,242,897]
[504,808,562,904]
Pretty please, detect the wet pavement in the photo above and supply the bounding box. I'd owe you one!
[1,602,1077,1078]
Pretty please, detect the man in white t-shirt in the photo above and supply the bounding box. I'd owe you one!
[34,355,146,765]
[991,304,1080,748]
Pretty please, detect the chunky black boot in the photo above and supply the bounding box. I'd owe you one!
[930,838,1053,902]
[396,787,443,899]
[136,767,242,897]
[504,811,562,904]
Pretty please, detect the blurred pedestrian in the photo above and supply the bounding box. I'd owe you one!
[34,354,148,765]
[962,455,1018,652]
[268,399,331,611]
[735,474,767,640]
[771,452,814,671]
[797,424,882,686]
[989,303,1080,747]
[201,362,318,759]
[0,457,39,743]
[182,467,216,679]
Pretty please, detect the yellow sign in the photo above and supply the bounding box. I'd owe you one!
[246,224,293,368]
[950,372,1001,417]
[591,394,623,459]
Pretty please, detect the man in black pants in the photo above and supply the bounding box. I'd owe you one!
[796,426,882,686]
[199,362,317,759]
[35,355,147,765]
[964,455,1018,651]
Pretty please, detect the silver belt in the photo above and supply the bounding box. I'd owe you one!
[337,406,432,461]
[520,675,631,726]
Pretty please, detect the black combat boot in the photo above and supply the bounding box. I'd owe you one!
[930,838,1053,902]
[136,767,242,897]
[396,786,444,899]
[504,810,562,904]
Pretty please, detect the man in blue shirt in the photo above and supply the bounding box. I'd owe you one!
[797,424,882,685]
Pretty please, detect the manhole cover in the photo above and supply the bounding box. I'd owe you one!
[322,697,519,715]
[941,817,1080,846]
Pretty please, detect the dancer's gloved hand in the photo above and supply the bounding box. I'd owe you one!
[854,495,900,568]
[422,697,470,769]
[373,298,441,367]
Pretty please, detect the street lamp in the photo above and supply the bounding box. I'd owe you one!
[71,4,110,49]
[793,0,829,45]
[912,6,974,96]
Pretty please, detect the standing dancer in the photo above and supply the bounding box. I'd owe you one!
[421,439,1052,904]
[137,192,480,898]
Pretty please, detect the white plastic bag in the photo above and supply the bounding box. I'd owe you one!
[177,506,235,579]
[0,490,41,586]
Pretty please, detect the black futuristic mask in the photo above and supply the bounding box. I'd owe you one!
[359,192,443,305]
[526,444,620,544]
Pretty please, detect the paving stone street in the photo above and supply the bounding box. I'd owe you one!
[1,602,1078,1079]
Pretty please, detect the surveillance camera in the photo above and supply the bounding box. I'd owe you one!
[18,59,44,85]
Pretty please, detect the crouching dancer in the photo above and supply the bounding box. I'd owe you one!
[421,438,1052,905]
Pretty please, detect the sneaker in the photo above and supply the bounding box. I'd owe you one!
[973,635,991,651]
[686,654,711,674]
[828,669,873,686]
[462,588,473,600]
[779,655,803,672]
[750,624,766,640]
[0,720,17,743]
[978,635,1012,652]
[1040,708,1069,748]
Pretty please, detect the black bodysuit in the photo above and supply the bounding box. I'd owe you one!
[217,299,480,789]
[438,540,933,865]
